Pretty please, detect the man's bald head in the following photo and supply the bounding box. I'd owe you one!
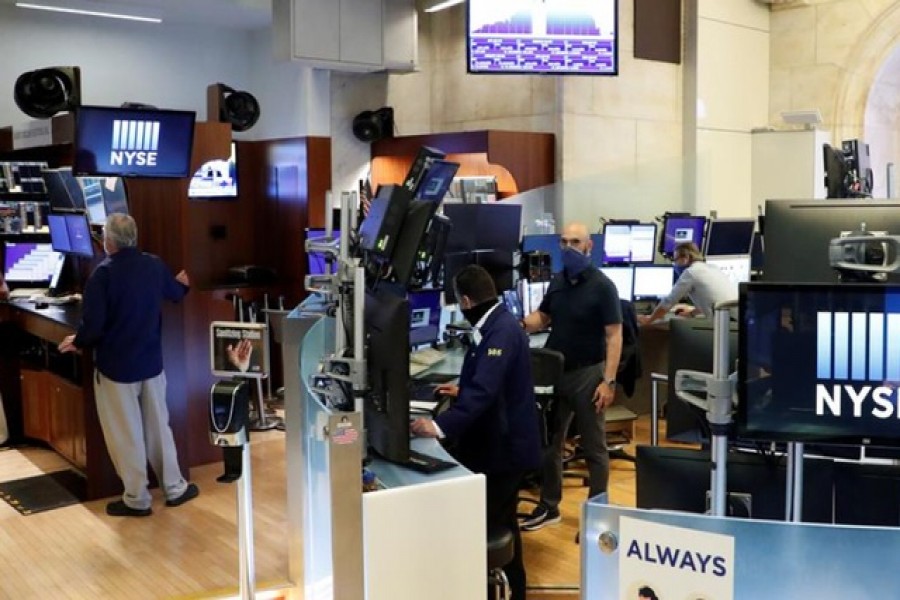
[561,222,592,254]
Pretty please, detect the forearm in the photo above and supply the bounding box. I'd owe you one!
[604,326,623,381]
[645,305,668,324]
[522,310,549,333]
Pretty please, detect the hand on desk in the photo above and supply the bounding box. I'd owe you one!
[434,383,459,398]
[58,334,77,354]
[410,418,439,438]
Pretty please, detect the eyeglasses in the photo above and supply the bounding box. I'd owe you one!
[559,237,585,248]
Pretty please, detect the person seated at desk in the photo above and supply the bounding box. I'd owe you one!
[411,264,541,600]
[637,242,737,326]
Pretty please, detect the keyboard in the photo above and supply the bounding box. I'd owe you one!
[410,347,447,367]
[402,449,457,474]
[8,288,48,299]
[410,380,437,401]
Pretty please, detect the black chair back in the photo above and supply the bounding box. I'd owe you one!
[529,347,565,447]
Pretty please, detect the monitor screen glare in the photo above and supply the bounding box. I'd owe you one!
[600,266,634,301]
[632,265,674,301]
[602,223,656,264]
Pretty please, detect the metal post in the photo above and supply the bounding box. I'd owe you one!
[708,301,736,517]
[791,442,804,522]
[785,442,795,521]
[650,372,667,447]
[237,445,255,600]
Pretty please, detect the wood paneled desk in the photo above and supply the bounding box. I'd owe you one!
[0,300,119,500]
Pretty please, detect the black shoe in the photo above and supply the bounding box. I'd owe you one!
[520,504,561,531]
[106,500,151,517]
[166,483,199,507]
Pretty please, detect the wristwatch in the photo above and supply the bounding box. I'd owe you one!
[605,379,617,388]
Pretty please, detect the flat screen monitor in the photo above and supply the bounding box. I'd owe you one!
[444,203,522,254]
[738,282,900,448]
[661,215,706,256]
[522,234,562,273]
[408,289,442,348]
[600,266,634,301]
[415,159,460,203]
[704,218,755,257]
[364,287,412,463]
[189,142,238,198]
[632,265,674,301]
[209,322,270,379]
[359,184,411,258]
[601,223,656,265]
[306,228,340,275]
[519,279,550,315]
[706,256,751,285]
[48,213,94,258]
[74,105,196,178]
[467,0,619,75]
[763,199,900,284]
[43,168,128,221]
[3,242,63,286]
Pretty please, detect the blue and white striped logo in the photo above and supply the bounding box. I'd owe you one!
[816,311,900,382]
[111,120,160,152]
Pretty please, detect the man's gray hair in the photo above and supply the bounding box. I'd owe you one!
[104,213,138,249]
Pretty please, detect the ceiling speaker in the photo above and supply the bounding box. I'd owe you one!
[352,107,394,143]
[214,83,260,132]
[14,66,81,119]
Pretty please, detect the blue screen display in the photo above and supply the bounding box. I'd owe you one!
[74,106,196,178]
[662,216,706,256]
[48,213,94,257]
[408,289,442,347]
[416,160,460,202]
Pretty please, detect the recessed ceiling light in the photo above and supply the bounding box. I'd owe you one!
[425,0,465,13]
[16,2,163,24]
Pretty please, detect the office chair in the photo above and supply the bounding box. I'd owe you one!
[517,347,565,517]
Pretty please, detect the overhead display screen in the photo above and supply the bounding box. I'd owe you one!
[468,0,619,75]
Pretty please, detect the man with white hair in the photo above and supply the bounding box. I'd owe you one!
[59,213,198,517]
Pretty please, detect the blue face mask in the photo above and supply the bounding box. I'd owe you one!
[561,246,592,279]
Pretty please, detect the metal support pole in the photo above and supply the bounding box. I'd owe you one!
[650,372,667,447]
[785,442,795,521]
[237,445,255,600]
[708,301,736,517]
[790,442,804,522]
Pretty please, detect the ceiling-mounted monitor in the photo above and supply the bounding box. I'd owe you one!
[467,0,619,75]
[73,105,196,179]
[189,142,238,199]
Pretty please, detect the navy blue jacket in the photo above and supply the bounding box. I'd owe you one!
[435,304,541,475]
[74,247,188,383]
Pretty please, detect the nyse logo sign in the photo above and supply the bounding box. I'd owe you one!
[110,120,159,167]
[816,311,900,418]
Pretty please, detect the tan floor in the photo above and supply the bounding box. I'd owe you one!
[0,415,672,599]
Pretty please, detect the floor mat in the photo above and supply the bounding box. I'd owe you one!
[0,470,85,515]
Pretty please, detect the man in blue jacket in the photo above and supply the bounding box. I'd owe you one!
[412,264,540,599]
[59,213,198,517]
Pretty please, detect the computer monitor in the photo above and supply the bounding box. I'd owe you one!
[48,213,95,258]
[706,256,751,285]
[501,289,524,320]
[738,282,900,448]
[359,184,412,258]
[601,223,657,265]
[522,234,562,273]
[43,169,128,221]
[43,168,86,212]
[3,242,63,287]
[631,265,674,302]
[390,200,439,286]
[305,228,340,275]
[600,266,635,301]
[519,279,550,315]
[415,159,460,203]
[703,219,755,257]
[364,287,412,463]
[660,215,706,257]
[408,288,442,348]
[188,142,238,198]
[444,203,522,254]
[763,199,900,284]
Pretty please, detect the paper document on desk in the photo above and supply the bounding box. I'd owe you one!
[410,400,438,413]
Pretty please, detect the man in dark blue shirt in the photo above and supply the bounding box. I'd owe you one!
[520,221,623,531]
[59,214,198,517]
[412,264,541,600]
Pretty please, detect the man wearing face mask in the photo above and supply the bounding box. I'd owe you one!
[519,221,623,532]
[58,213,198,517]
[411,264,541,599]
[637,242,737,326]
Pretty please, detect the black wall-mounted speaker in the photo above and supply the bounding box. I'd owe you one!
[14,66,81,119]
[352,107,394,143]
[212,83,260,132]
